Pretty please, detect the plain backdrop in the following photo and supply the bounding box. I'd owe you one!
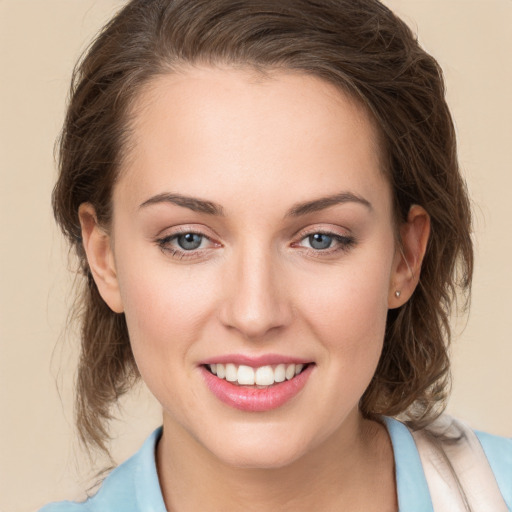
[0,1,511,510]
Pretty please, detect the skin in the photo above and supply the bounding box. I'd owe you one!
[80,67,430,511]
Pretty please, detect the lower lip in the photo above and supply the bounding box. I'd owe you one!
[200,365,313,412]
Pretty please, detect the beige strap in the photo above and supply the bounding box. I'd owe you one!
[411,415,508,512]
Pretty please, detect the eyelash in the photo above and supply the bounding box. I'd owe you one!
[294,230,356,257]
[156,227,217,261]
[155,228,356,261]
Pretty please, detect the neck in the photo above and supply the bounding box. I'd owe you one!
[156,411,397,512]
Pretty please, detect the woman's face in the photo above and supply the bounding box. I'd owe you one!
[93,67,404,468]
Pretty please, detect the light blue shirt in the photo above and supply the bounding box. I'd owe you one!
[39,418,512,512]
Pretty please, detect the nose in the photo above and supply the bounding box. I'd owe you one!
[218,243,292,340]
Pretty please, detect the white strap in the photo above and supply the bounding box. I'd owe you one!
[411,415,508,512]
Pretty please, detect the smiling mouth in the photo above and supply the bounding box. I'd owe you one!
[205,363,311,387]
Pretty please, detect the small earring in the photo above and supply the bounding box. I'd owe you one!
[395,290,401,298]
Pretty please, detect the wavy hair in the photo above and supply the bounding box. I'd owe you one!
[53,0,473,457]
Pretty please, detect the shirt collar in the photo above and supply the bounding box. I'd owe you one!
[383,416,434,512]
[134,426,167,512]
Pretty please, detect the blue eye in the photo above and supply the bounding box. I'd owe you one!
[308,233,333,250]
[295,230,355,254]
[156,228,219,260]
[176,233,203,250]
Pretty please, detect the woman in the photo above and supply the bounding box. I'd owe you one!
[40,0,511,510]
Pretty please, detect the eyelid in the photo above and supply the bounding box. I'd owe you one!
[155,223,219,239]
[293,223,353,240]
[155,225,222,259]
[291,224,356,255]
[154,223,355,261]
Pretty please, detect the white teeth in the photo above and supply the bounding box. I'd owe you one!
[255,366,274,386]
[208,362,307,386]
[216,363,226,379]
[237,365,255,385]
[274,364,286,383]
[225,363,237,382]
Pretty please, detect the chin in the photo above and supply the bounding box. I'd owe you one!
[201,423,317,470]
[218,443,307,470]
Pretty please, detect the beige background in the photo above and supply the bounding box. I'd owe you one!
[1,1,511,510]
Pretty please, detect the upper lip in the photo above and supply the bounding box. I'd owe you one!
[200,354,313,367]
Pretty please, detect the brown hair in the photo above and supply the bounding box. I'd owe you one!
[53,0,473,456]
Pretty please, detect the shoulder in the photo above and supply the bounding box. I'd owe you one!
[475,429,512,507]
[37,458,138,512]
[383,415,512,511]
[38,427,165,512]
[413,415,512,510]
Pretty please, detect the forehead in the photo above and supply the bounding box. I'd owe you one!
[117,66,389,214]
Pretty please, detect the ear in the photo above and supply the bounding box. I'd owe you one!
[388,205,430,309]
[79,203,124,313]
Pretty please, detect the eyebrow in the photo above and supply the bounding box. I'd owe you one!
[139,193,225,216]
[139,191,371,217]
[285,192,372,217]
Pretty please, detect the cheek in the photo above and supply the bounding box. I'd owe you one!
[120,268,212,333]
[297,247,393,377]
[116,267,219,423]
[311,287,388,379]
[113,251,219,389]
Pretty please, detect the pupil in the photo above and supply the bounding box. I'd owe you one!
[309,233,332,250]
[178,233,202,250]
